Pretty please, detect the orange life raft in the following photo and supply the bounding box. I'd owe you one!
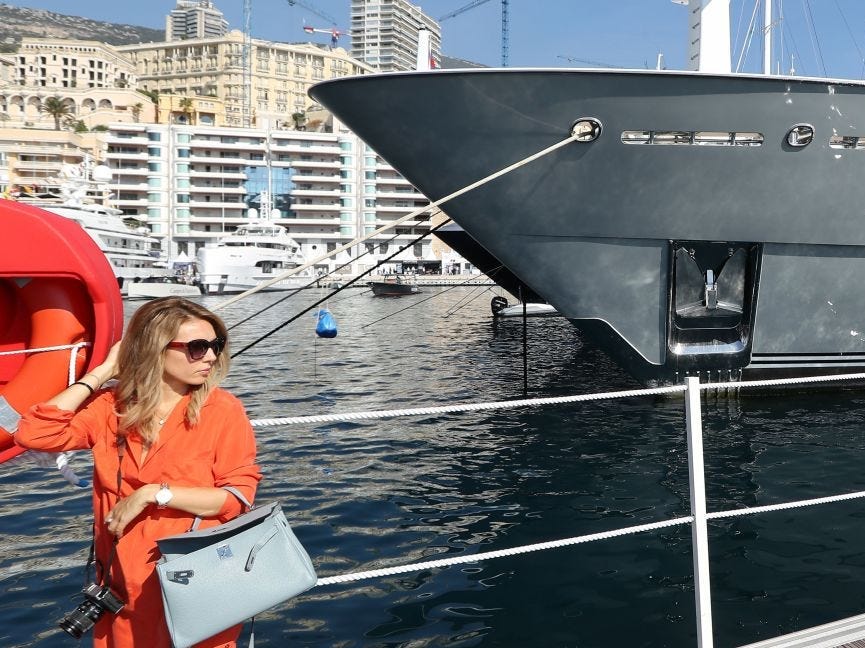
[0,200,123,463]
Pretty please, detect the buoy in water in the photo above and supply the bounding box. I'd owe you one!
[315,308,338,338]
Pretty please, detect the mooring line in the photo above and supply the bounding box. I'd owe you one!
[212,131,580,311]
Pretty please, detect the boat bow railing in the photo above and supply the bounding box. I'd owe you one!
[251,372,865,648]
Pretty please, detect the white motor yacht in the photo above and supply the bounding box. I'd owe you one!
[197,222,313,295]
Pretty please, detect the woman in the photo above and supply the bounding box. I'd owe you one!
[16,297,261,647]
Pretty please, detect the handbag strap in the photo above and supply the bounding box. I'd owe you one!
[189,486,252,531]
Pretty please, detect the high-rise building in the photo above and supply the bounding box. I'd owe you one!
[101,122,440,274]
[350,0,441,72]
[166,1,229,42]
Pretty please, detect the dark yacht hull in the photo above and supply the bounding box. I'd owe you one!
[311,69,865,382]
[434,222,545,304]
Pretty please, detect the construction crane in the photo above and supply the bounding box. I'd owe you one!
[303,24,350,49]
[439,0,510,67]
[286,0,337,26]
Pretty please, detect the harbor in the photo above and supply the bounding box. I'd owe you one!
[7,0,865,646]
[5,290,865,647]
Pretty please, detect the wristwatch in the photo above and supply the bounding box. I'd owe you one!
[155,483,173,509]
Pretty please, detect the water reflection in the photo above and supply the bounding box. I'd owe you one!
[4,290,865,646]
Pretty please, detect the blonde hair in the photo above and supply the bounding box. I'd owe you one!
[114,297,230,442]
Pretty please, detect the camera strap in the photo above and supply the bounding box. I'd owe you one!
[83,437,124,589]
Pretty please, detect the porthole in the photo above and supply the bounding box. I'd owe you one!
[787,124,814,147]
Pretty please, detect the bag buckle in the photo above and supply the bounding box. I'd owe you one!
[166,570,195,584]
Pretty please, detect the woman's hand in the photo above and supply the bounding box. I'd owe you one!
[105,484,159,537]
[90,340,122,386]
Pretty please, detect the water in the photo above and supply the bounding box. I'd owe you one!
[4,287,865,647]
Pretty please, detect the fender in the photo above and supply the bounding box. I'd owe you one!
[0,200,124,464]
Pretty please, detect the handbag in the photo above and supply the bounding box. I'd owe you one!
[155,488,317,648]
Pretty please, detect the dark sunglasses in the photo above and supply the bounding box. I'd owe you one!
[165,337,226,360]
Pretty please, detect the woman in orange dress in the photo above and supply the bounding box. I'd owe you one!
[16,297,261,648]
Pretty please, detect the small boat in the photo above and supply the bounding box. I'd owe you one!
[126,275,202,300]
[0,200,123,464]
[492,300,560,318]
[368,274,419,296]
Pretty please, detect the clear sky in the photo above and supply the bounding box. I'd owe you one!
[7,0,865,79]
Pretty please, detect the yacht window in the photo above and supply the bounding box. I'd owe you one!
[829,135,865,149]
[621,130,763,146]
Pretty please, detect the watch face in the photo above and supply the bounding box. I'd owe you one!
[157,487,172,505]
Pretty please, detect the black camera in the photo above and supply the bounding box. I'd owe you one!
[58,582,125,639]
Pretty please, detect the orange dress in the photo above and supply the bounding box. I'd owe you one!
[16,387,262,648]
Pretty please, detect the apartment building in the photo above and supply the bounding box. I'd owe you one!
[166,0,229,42]
[103,122,438,274]
[0,127,106,193]
[350,0,441,72]
[2,38,155,129]
[118,34,373,129]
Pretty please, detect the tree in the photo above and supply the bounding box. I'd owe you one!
[40,96,71,130]
[291,111,306,130]
[178,97,194,125]
[131,102,143,123]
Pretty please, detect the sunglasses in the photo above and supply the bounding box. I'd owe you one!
[165,337,226,360]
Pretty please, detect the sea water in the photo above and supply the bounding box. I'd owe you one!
[3,287,865,647]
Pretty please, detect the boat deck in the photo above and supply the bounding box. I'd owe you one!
[739,612,865,647]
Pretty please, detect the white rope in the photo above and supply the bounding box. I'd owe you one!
[213,133,580,311]
[315,515,694,586]
[700,370,865,391]
[250,384,686,427]
[707,489,865,520]
[0,342,89,356]
[311,492,865,588]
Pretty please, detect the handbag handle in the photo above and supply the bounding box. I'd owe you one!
[189,486,252,532]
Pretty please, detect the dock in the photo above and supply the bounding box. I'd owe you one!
[323,273,495,288]
[738,614,865,648]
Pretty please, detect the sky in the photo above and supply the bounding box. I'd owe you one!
[8,0,865,79]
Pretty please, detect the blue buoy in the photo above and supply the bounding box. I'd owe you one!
[315,308,338,338]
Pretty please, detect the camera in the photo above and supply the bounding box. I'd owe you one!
[58,583,125,639]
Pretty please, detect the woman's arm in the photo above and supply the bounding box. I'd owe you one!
[15,343,120,452]
[105,485,229,537]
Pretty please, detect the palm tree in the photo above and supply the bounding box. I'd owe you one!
[131,102,143,123]
[40,96,71,130]
[178,97,194,125]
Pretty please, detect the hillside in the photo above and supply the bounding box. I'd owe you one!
[0,3,163,51]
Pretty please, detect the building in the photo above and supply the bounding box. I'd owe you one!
[0,126,106,195]
[166,0,229,42]
[350,0,441,72]
[1,38,156,129]
[102,122,439,274]
[118,33,373,129]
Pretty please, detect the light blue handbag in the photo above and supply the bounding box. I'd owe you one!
[156,489,317,648]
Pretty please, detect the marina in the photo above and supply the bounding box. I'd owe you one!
[5,290,865,646]
[6,1,865,646]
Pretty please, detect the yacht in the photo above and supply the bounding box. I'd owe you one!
[197,222,313,295]
[14,198,165,295]
[310,1,865,383]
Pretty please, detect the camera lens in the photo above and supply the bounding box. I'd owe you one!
[58,600,103,639]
